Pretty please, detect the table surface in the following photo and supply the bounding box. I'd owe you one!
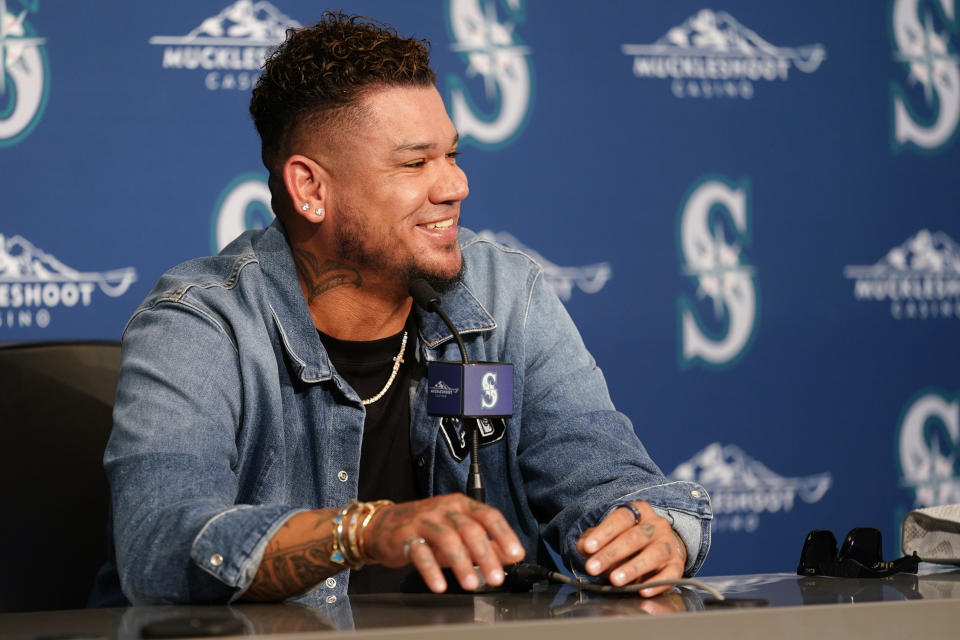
[2,566,959,640]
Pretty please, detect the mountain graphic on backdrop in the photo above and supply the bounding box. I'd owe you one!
[843,229,960,278]
[637,9,825,72]
[185,0,299,41]
[879,230,960,274]
[0,234,81,280]
[669,442,832,504]
[477,230,611,301]
[0,233,137,297]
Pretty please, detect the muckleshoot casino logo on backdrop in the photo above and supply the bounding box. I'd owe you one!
[0,234,137,331]
[148,0,299,92]
[477,231,611,301]
[621,9,826,99]
[0,0,49,146]
[445,0,533,149]
[669,443,832,534]
[843,229,960,320]
[677,176,758,369]
[890,0,960,153]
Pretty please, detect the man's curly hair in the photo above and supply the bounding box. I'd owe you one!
[250,11,436,173]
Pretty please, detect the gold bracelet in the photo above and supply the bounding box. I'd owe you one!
[332,500,366,570]
[330,501,355,568]
[345,501,372,569]
[357,500,394,564]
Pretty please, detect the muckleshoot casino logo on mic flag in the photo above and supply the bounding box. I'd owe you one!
[0,0,49,147]
[427,362,514,419]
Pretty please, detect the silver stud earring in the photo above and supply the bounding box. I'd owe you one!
[315,207,325,217]
[300,203,310,211]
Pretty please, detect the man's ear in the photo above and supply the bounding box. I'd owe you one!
[282,155,329,222]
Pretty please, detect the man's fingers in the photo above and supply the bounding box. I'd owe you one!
[467,501,526,565]
[634,564,684,598]
[608,537,679,587]
[444,511,506,587]
[578,503,642,555]
[366,494,525,591]
[585,519,659,577]
[406,536,447,593]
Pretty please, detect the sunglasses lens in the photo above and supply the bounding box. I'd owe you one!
[839,527,883,568]
[797,529,837,575]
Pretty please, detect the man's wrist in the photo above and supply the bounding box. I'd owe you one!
[670,529,687,565]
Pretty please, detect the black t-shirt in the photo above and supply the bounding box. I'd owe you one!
[317,313,420,593]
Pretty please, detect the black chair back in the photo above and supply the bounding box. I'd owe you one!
[0,342,120,612]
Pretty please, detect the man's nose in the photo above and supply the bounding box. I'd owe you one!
[432,163,469,205]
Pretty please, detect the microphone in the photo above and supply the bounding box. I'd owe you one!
[410,279,514,502]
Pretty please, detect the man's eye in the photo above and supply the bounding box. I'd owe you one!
[404,160,426,168]
[447,151,461,161]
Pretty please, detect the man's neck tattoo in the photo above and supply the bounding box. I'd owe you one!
[293,248,363,303]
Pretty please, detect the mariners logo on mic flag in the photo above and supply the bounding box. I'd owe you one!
[427,362,514,418]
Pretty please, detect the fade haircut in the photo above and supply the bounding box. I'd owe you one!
[249,11,436,174]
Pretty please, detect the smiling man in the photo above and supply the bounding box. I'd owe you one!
[96,12,712,608]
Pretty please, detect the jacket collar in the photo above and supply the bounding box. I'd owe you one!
[251,220,496,382]
[413,281,497,351]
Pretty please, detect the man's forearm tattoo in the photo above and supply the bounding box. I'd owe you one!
[243,517,338,601]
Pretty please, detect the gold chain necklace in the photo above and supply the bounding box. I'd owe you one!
[361,331,408,405]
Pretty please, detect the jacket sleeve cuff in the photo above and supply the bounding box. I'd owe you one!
[189,505,309,596]
[563,481,712,579]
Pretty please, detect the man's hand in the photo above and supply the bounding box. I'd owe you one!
[576,500,686,597]
[363,493,526,593]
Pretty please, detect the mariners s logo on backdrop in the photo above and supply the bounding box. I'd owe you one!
[445,0,533,149]
[897,391,960,526]
[212,174,273,253]
[891,0,960,153]
[149,0,299,91]
[678,177,758,369]
[0,0,48,146]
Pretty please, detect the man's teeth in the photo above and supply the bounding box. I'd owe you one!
[424,219,454,230]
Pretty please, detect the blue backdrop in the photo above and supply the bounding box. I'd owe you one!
[3,0,959,576]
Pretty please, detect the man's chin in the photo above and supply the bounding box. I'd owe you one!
[405,259,465,295]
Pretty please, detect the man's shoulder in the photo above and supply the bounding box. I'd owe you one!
[138,231,264,311]
[459,227,544,280]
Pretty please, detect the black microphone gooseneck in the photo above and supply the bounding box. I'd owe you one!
[410,279,485,502]
[409,279,468,363]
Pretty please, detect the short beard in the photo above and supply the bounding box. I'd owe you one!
[333,217,464,294]
[405,259,465,295]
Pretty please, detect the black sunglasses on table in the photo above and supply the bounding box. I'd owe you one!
[797,527,919,578]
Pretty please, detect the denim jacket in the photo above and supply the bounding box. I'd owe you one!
[102,220,712,608]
